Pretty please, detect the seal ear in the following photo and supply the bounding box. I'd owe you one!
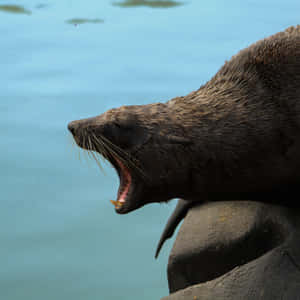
[166,135,192,145]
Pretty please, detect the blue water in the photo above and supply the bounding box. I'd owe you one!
[0,0,299,299]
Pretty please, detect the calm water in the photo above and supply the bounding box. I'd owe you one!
[0,0,299,299]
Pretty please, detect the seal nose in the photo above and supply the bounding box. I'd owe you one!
[68,121,77,135]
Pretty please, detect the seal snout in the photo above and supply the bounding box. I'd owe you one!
[68,120,88,148]
[67,121,78,135]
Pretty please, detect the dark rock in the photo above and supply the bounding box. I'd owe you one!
[162,201,300,300]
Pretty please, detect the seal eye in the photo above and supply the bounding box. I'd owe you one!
[109,121,148,151]
[113,121,122,129]
[108,121,134,149]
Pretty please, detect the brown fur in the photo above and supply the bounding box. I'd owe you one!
[69,26,300,214]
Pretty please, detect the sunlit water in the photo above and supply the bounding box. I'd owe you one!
[0,0,299,299]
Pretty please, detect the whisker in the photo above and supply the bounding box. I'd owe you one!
[92,132,125,162]
[90,150,105,172]
[83,149,89,163]
[101,136,135,163]
[67,133,81,161]
[84,147,94,167]
[83,133,87,150]
[97,135,148,181]
[70,129,149,182]
[78,148,81,161]
[91,133,109,157]
[89,134,107,172]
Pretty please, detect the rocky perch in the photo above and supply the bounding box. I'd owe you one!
[161,201,300,300]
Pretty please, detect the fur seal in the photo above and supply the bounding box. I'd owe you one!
[68,25,300,256]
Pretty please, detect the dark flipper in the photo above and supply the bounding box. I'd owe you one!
[155,199,195,259]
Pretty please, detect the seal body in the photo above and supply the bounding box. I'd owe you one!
[68,26,300,215]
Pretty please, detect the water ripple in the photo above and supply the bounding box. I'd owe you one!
[0,4,31,15]
[112,0,184,8]
[65,18,104,25]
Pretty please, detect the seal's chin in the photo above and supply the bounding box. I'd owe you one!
[109,156,143,214]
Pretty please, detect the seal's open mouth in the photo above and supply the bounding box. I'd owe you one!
[110,157,133,213]
[68,120,146,214]
[105,153,145,214]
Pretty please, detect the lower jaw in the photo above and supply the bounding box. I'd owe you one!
[115,191,143,214]
[115,200,134,214]
[114,181,149,214]
[115,205,129,214]
[114,189,133,214]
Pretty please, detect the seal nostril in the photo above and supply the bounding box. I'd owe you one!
[68,122,76,135]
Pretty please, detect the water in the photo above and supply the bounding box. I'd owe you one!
[0,0,299,299]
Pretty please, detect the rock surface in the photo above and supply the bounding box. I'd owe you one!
[161,201,300,300]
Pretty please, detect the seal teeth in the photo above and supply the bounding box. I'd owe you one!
[110,200,117,206]
[110,200,124,209]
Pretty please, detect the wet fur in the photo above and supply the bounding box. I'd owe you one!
[69,26,300,254]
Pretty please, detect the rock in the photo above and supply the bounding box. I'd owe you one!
[161,201,300,300]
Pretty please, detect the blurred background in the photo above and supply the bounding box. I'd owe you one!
[0,0,299,299]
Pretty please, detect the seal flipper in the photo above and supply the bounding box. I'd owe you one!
[155,199,195,259]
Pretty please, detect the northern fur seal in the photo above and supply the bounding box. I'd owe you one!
[68,26,300,256]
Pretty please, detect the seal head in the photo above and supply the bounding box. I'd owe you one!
[68,103,195,214]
